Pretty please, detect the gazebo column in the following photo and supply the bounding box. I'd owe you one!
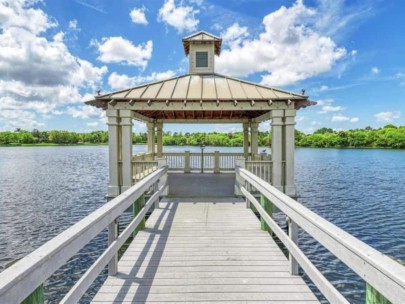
[107,109,120,198]
[271,110,284,192]
[120,110,133,192]
[284,109,296,197]
[147,121,155,158]
[251,122,259,159]
[243,122,249,159]
[156,122,163,158]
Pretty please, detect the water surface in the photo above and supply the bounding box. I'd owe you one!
[0,146,404,303]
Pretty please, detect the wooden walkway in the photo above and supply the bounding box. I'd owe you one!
[92,198,319,303]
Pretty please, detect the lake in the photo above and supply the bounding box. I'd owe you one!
[0,145,404,303]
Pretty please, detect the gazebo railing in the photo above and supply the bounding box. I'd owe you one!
[162,152,245,172]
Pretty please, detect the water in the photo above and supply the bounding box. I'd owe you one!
[0,146,404,303]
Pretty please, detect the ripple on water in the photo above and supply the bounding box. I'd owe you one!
[1,146,405,303]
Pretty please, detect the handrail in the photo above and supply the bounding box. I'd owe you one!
[0,166,167,304]
[236,166,405,303]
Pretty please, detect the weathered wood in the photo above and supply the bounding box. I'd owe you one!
[238,167,405,303]
[260,194,273,235]
[133,194,145,235]
[93,200,318,303]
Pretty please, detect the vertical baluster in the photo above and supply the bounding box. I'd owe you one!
[287,216,299,275]
[108,219,118,275]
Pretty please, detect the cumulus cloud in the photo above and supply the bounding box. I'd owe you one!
[158,0,199,33]
[93,36,153,69]
[221,23,249,48]
[374,111,401,122]
[108,71,177,90]
[0,0,108,130]
[216,0,347,86]
[130,7,148,25]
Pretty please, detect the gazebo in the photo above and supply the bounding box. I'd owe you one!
[86,31,315,198]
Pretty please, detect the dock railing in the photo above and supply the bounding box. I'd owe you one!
[0,166,168,304]
[236,166,405,303]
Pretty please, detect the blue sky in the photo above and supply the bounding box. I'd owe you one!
[0,0,404,133]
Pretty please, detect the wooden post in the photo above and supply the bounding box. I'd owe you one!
[214,151,220,173]
[287,216,299,275]
[260,194,273,235]
[184,151,191,173]
[156,122,163,158]
[133,194,145,236]
[108,218,118,275]
[243,122,249,159]
[271,110,284,192]
[251,122,259,159]
[5,259,44,304]
[120,110,133,192]
[284,108,296,197]
[107,109,120,198]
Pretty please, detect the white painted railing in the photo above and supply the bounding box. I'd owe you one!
[163,152,245,172]
[132,160,158,182]
[0,167,168,304]
[132,152,154,161]
[245,160,272,185]
[236,166,405,303]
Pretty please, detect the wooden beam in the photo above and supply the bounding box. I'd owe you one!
[114,101,289,111]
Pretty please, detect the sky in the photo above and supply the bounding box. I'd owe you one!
[0,0,404,134]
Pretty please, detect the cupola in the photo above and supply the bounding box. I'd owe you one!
[182,31,222,74]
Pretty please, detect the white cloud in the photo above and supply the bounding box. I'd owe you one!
[0,1,108,130]
[311,121,321,126]
[66,105,103,119]
[374,111,401,122]
[221,23,249,48]
[332,114,358,123]
[108,70,177,90]
[68,19,78,29]
[0,0,57,34]
[371,67,380,75]
[0,109,44,130]
[319,105,345,114]
[94,36,153,68]
[158,0,199,33]
[130,7,148,25]
[216,0,347,86]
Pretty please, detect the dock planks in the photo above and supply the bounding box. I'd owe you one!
[92,198,319,303]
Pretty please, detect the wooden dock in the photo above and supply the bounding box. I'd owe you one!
[92,198,318,303]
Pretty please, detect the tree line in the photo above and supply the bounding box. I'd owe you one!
[1,125,404,149]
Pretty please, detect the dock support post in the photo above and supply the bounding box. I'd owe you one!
[214,151,220,173]
[120,110,133,191]
[108,219,118,275]
[147,121,155,158]
[287,216,299,275]
[251,122,259,160]
[156,122,163,158]
[260,194,273,235]
[133,194,145,236]
[243,122,249,159]
[184,151,191,173]
[271,110,284,192]
[284,109,296,197]
[107,109,120,197]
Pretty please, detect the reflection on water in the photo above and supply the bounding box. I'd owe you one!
[0,146,404,303]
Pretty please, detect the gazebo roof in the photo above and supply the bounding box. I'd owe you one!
[86,73,315,121]
[182,31,222,56]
